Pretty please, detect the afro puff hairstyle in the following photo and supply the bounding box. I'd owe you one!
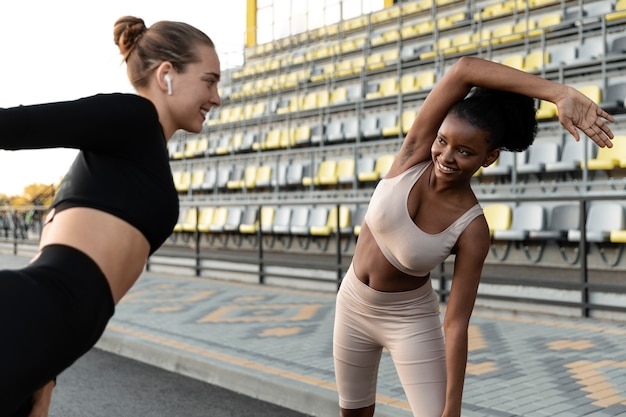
[449,88,538,152]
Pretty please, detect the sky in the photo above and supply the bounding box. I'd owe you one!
[0,0,246,196]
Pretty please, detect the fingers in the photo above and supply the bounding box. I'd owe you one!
[582,118,614,148]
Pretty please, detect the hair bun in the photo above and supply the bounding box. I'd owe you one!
[113,16,147,60]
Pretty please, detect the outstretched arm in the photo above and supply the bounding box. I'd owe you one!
[0,94,158,153]
[393,57,614,175]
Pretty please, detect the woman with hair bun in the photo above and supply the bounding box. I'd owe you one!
[0,16,220,416]
[333,56,614,417]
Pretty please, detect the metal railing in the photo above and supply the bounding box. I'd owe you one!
[3,189,626,317]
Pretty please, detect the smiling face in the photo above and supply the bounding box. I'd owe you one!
[431,113,499,183]
[166,43,221,134]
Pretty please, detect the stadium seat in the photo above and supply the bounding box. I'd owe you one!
[493,204,546,241]
[357,154,395,183]
[342,117,360,142]
[305,207,331,235]
[174,170,192,193]
[239,132,258,152]
[502,54,525,70]
[225,166,252,190]
[330,87,349,105]
[568,202,625,242]
[272,207,292,234]
[258,206,276,234]
[286,162,308,188]
[361,115,381,140]
[254,165,272,189]
[366,53,385,71]
[196,207,215,233]
[481,151,527,177]
[416,71,436,90]
[366,78,399,99]
[175,208,197,233]
[586,136,626,170]
[600,82,626,113]
[289,207,311,235]
[215,136,232,155]
[483,204,512,237]
[222,207,244,233]
[545,45,577,70]
[326,119,345,143]
[198,168,217,192]
[337,158,356,186]
[536,100,558,120]
[606,0,626,21]
[378,112,401,137]
[523,51,550,72]
[527,204,579,241]
[215,166,232,190]
[352,205,368,236]
[517,142,561,177]
[545,138,596,175]
[239,207,260,234]
[208,207,229,233]
[189,169,206,191]
[303,160,338,186]
[400,74,419,94]
[578,85,602,104]
[310,206,352,236]
[382,110,416,137]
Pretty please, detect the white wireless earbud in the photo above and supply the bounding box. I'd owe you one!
[164,74,173,95]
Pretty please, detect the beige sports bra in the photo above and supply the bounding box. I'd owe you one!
[364,161,484,277]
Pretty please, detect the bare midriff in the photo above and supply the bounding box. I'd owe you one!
[352,222,430,293]
[37,207,150,304]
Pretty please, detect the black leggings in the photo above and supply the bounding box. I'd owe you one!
[0,244,115,416]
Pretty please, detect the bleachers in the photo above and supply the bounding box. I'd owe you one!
[166,0,626,275]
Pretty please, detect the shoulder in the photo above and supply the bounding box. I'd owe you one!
[87,93,156,114]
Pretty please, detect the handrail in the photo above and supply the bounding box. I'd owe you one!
[4,188,626,317]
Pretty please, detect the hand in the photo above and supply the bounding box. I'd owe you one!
[27,380,55,417]
[556,86,615,148]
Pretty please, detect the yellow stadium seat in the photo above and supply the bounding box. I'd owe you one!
[536,100,558,120]
[190,169,205,190]
[358,154,395,182]
[366,53,385,71]
[523,51,550,72]
[330,87,348,105]
[208,207,228,233]
[400,74,418,94]
[607,0,626,21]
[174,208,197,233]
[366,78,399,99]
[336,158,356,185]
[416,71,435,90]
[587,136,626,170]
[483,204,512,237]
[175,171,192,193]
[502,55,524,70]
[382,111,416,137]
[196,207,215,233]
[310,206,352,236]
[578,85,602,104]
[253,165,273,189]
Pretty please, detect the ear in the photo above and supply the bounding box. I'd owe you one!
[483,148,500,167]
[155,61,174,95]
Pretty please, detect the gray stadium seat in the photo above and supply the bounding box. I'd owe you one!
[517,142,561,176]
[568,202,625,242]
[289,207,311,235]
[493,204,546,241]
[271,207,292,234]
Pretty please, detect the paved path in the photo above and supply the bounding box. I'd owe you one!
[3,253,626,416]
